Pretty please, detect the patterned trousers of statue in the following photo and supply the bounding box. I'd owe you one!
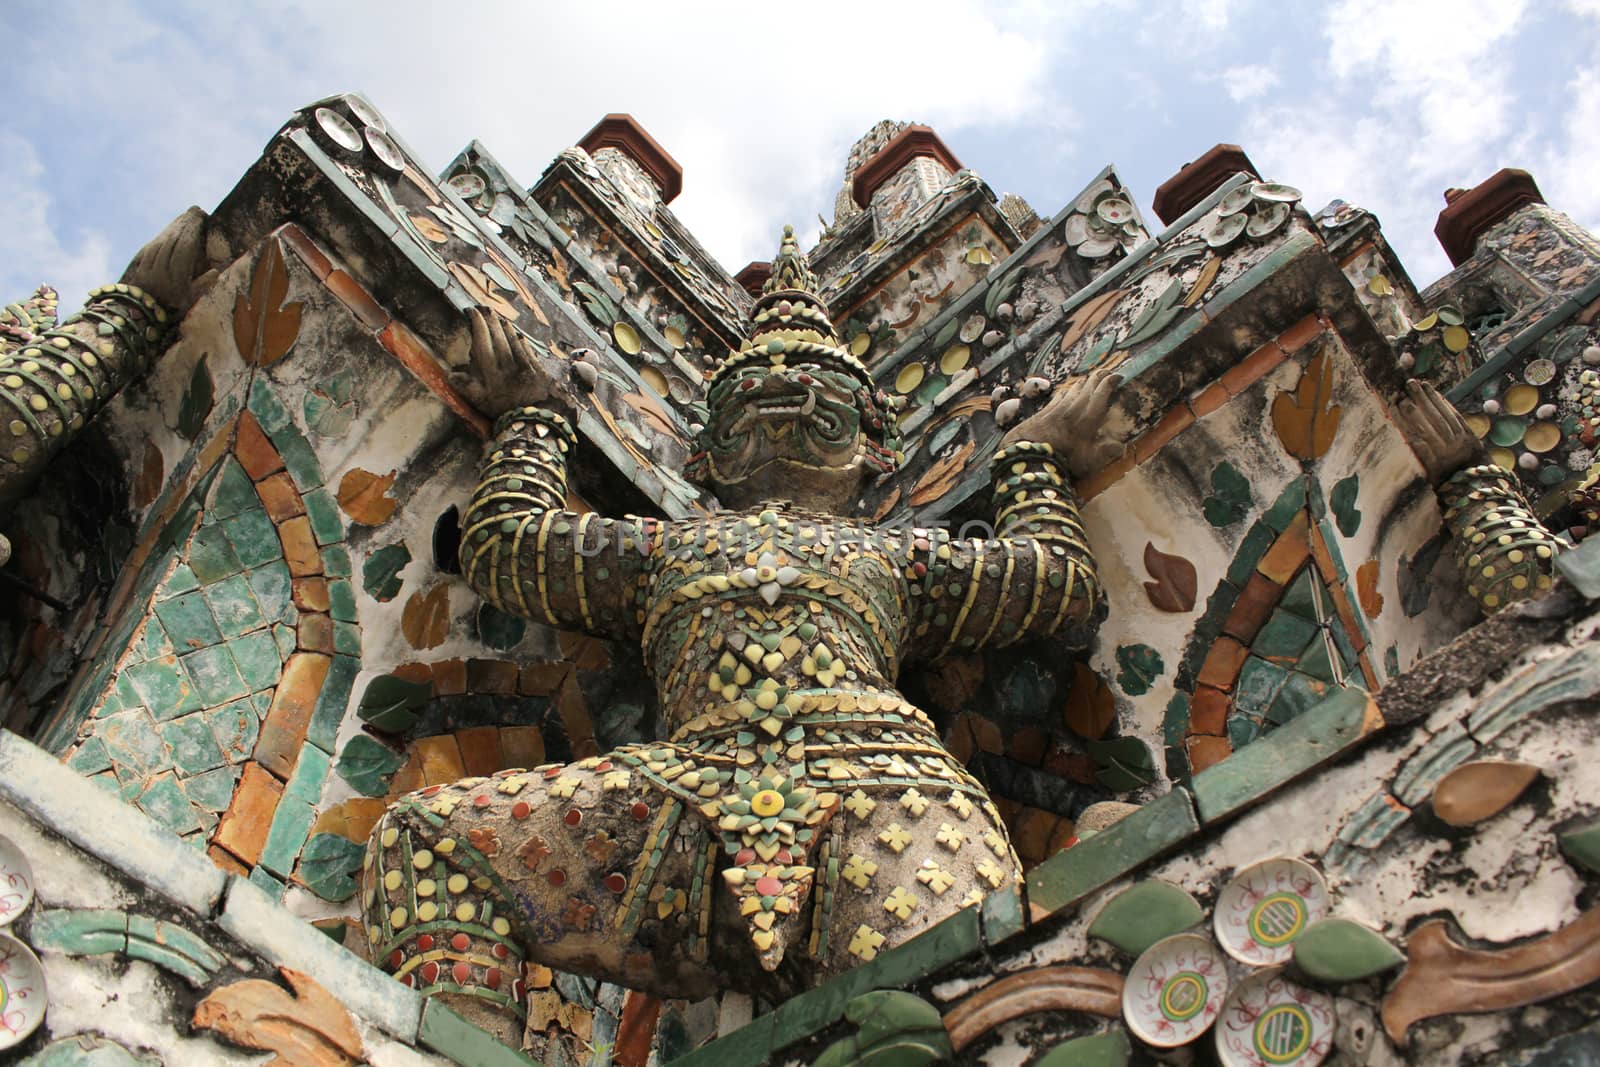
[361,696,1020,1023]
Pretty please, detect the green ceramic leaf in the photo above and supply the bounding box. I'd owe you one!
[177,355,213,442]
[1036,1030,1132,1067]
[357,674,432,734]
[1203,461,1253,527]
[1087,880,1203,955]
[335,733,405,797]
[297,833,366,902]
[846,990,943,1044]
[1331,475,1362,537]
[1292,917,1403,982]
[1560,817,1600,874]
[361,542,411,603]
[1085,736,1156,791]
[1114,644,1164,696]
[857,1037,950,1067]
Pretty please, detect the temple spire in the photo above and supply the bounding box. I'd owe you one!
[762,224,819,295]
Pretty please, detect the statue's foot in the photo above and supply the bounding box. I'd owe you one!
[360,752,727,1010]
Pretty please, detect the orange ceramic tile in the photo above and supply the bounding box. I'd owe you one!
[432,659,469,696]
[1326,583,1368,653]
[414,734,467,785]
[253,653,333,779]
[1358,654,1381,690]
[234,413,285,482]
[1257,513,1311,584]
[386,752,425,797]
[255,472,305,522]
[456,725,505,776]
[277,223,334,279]
[1007,725,1049,766]
[1220,341,1286,397]
[323,269,391,332]
[1185,734,1233,774]
[277,516,323,577]
[291,577,330,613]
[519,662,570,696]
[1223,572,1283,643]
[1078,449,1135,502]
[1197,637,1250,690]
[1189,685,1231,734]
[392,662,435,686]
[297,612,334,654]
[1276,313,1327,353]
[466,658,520,695]
[1190,382,1230,418]
[213,763,284,866]
[500,725,547,770]
[1134,404,1196,465]
[207,844,250,877]
[378,322,492,439]
[1010,806,1058,862]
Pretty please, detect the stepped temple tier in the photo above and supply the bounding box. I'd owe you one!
[1,101,1599,1066]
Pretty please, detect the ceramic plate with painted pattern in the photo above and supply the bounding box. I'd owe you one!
[1214,968,1335,1067]
[0,932,46,1049]
[1214,857,1328,965]
[1122,932,1230,1048]
[0,837,32,927]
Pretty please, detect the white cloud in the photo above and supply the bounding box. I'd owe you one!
[1238,0,1535,282]
[0,132,112,306]
[1537,66,1600,230]
[1220,64,1280,103]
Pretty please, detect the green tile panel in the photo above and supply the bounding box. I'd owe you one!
[1193,687,1375,824]
[418,1000,542,1066]
[1025,787,1199,915]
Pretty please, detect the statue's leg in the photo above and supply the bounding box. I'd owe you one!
[361,755,722,1045]
[814,782,1022,979]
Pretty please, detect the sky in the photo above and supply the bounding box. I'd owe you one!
[3,0,1598,310]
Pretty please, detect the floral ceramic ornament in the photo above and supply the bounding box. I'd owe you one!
[0,931,46,1049]
[0,837,33,927]
[1214,968,1335,1067]
[1122,932,1230,1047]
[1214,858,1329,966]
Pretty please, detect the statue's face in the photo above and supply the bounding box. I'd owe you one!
[701,362,871,511]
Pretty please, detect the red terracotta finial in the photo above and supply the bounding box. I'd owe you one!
[851,125,964,209]
[734,261,772,299]
[576,114,684,204]
[1434,169,1544,266]
[1151,144,1260,225]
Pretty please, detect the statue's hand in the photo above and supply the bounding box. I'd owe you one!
[120,206,210,314]
[1397,378,1483,485]
[1001,367,1124,482]
[458,307,570,420]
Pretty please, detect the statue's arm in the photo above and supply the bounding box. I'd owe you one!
[0,284,171,502]
[908,440,1105,655]
[0,207,208,505]
[1397,380,1559,613]
[458,405,661,641]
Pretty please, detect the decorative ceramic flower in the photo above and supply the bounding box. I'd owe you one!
[738,551,801,606]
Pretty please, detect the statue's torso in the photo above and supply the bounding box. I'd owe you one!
[639,503,929,741]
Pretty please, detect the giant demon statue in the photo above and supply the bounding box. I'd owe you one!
[360,229,1127,1042]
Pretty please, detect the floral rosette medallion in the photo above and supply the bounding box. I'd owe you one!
[0,836,33,927]
[1214,857,1328,965]
[1214,968,1335,1067]
[1123,932,1230,1047]
[0,931,46,1049]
